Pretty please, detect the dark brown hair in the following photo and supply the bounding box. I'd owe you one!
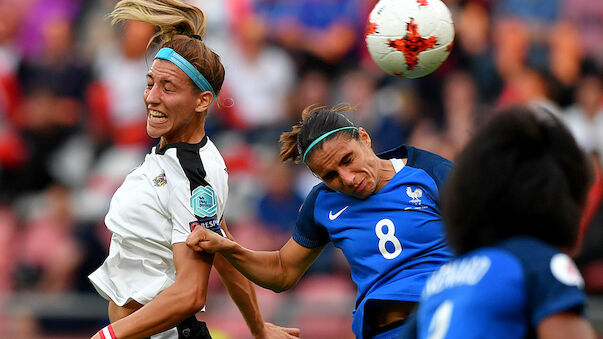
[442,105,592,254]
[280,104,359,164]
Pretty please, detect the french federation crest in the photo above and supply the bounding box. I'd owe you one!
[406,186,423,204]
[190,186,217,217]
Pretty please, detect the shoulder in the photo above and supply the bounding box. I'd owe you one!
[298,183,332,222]
[293,183,332,248]
[497,237,586,325]
[155,137,226,188]
[497,237,585,288]
[379,144,453,189]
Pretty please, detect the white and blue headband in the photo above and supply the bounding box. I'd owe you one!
[154,47,215,101]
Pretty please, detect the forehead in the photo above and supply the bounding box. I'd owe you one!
[307,135,359,172]
[148,59,190,85]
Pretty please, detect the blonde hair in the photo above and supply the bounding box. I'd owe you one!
[110,0,224,95]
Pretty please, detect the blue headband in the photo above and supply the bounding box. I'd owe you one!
[154,47,216,100]
[302,126,358,163]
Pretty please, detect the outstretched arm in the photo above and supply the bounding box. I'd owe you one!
[213,220,300,338]
[186,224,325,293]
[91,243,213,339]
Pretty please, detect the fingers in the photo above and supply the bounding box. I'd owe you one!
[186,227,206,252]
[264,323,301,338]
[285,327,300,337]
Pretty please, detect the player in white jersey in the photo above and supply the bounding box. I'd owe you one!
[88,1,300,339]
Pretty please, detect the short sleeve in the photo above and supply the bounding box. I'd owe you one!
[292,185,331,248]
[169,182,213,244]
[499,237,586,326]
[167,145,225,244]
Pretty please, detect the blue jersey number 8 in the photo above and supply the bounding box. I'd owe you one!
[375,219,402,259]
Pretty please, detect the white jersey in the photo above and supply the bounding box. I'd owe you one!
[89,136,227,338]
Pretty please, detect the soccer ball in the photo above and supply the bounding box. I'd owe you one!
[365,0,455,78]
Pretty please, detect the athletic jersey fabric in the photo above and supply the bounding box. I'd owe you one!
[409,236,586,339]
[293,145,453,338]
[89,136,227,338]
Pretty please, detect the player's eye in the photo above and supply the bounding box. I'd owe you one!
[323,171,336,181]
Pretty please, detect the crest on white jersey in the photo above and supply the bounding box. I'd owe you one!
[190,185,217,217]
[406,186,423,204]
[153,172,167,187]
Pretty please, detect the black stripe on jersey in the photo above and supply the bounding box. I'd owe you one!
[155,135,208,155]
[176,147,210,193]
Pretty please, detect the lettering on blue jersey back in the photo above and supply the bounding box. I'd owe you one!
[423,256,491,298]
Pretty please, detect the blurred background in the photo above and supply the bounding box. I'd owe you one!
[0,0,602,338]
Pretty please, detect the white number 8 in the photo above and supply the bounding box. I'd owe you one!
[375,219,402,259]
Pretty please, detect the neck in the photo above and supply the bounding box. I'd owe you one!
[375,158,397,193]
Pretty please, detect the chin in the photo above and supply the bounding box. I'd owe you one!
[146,126,163,139]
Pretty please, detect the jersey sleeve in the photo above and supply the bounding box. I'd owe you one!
[499,237,586,326]
[169,180,203,244]
[407,146,453,190]
[378,145,453,191]
[292,184,331,248]
[169,147,225,244]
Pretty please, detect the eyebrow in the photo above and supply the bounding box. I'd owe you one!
[318,151,353,180]
[146,73,177,86]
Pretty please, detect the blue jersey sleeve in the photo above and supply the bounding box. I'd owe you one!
[378,145,453,190]
[292,184,331,248]
[498,237,586,326]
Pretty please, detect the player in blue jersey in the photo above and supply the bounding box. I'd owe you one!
[186,104,454,338]
[401,106,597,339]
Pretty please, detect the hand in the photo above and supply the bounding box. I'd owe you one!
[90,332,101,339]
[254,322,300,339]
[186,226,232,253]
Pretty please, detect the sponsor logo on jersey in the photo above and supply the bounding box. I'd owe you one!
[153,172,167,187]
[190,185,217,217]
[423,256,491,297]
[550,253,584,288]
[189,217,219,232]
[329,206,349,220]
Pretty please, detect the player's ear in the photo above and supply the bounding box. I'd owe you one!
[358,127,371,148]
[195,91,213,113]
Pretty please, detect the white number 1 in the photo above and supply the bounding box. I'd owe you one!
[428,300,453,339]
[375,219,402,259]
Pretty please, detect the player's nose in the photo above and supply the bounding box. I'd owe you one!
[339,169,355,187]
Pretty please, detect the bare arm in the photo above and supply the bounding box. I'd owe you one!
[538,312,596,339]
[213,220,300,338]
[186,225,325,292]
[92,243,213,339]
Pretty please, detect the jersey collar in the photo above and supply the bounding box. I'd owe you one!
[155,135,208,155]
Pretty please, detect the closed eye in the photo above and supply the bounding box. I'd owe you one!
[323,171,337,182]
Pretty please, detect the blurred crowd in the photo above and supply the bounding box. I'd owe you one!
[0,0,602,337]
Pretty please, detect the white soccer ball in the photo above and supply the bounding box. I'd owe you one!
[365,0,455,78]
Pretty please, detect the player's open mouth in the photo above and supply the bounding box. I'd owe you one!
[148,110,168,123]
